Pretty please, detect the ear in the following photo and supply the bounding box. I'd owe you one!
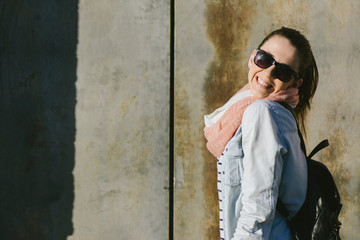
[248,49,257,68]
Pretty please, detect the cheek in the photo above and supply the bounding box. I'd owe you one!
[247,70,253,83]
[248,68,259,82]
[273,80,294,90]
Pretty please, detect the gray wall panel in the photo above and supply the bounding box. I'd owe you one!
[72,1,170,239]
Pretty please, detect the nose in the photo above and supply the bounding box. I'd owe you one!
[263,64,276,79]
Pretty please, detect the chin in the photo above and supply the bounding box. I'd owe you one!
[250,84,271,99]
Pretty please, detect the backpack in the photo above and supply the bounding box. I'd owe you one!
[277,103,343,240]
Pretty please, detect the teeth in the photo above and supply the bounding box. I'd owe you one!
[257,77,272,88]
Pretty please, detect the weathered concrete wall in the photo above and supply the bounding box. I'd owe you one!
[175,0,360,239]
[174,1,215,239]
[72,1,170,240]
[306,2,360,239]
[2,0,359,239]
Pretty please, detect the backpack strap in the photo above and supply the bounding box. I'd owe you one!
[275,102,329,221]
[308,139,329,159]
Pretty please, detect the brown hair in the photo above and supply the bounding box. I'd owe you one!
[258,27,319,135]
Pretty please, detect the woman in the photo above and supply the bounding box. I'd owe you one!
[204,27,318,239]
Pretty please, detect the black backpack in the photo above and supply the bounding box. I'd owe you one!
[277,103,343,240]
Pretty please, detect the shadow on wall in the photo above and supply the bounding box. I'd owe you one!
[0,1,77,239]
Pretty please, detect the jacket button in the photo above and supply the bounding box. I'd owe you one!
[222,171,225,174]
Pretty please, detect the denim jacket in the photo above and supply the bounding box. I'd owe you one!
[217,100,307,240]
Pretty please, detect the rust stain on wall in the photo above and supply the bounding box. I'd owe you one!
[108,143,122,162]
[174,81,198,239]
[119,96,137,116]
[126,120,152,177]
[203,1,257,238]
[321,128,350,199]
[319,99,354,225]
[107,118,152,177]
[204,0,256,111]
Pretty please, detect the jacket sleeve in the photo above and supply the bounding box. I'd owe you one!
[232,101,286,240]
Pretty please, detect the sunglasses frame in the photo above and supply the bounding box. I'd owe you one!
[254,49,298,83]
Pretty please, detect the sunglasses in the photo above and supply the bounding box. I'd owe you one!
[254,49,298,82]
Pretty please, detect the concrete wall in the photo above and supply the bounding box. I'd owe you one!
[72,0,170,240]
[1,0,359,239]
[175,0,360,239]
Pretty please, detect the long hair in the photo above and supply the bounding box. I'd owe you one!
[258,27,319,135]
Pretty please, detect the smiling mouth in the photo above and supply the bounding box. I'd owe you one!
[256,76,273,89]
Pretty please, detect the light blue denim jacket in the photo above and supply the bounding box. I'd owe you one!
[218,100,307,240]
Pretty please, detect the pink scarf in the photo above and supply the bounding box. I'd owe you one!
[204,84,299,158]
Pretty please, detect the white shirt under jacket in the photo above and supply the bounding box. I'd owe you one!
[216,100,307,240]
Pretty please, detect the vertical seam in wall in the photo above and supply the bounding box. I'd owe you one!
[169,0,175,239]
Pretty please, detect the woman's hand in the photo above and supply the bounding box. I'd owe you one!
[241,83,299,106]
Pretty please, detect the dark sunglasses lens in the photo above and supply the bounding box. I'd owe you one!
[274,65,295,82]
[255,51,273,68]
